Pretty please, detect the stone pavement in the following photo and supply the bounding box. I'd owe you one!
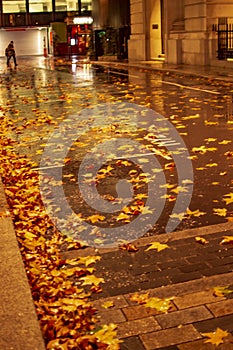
[63,222,233,350]
[1,56,233,349]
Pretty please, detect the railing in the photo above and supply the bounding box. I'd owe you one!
[215,17,233,60]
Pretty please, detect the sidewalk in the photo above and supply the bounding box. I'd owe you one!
[0,56,233,350]
[62,222,233,350]
[92,58,233,83]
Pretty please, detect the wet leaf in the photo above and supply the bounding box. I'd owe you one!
[223,193,233,205]
[192,145,217,154]
[86,214,106,223]
[169,212,186,220]
[213,286,233,297]
[202,327,230,346]
[129,293,149,304]
[145,297,173,313]
[80,275,105,286]
[187,209,206,217]
[195,236,209,245]
[102,301,115,309]
[66,255,101,267]
[94,324,122,348]
[219,140,231,145]
[220,236,233,245]
[145,242,169,252]
[119,243,139,252]
[213,208,227,217]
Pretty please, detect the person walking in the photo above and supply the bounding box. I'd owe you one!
[5,41,18,68]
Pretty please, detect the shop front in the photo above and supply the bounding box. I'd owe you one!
[51,16,93,56]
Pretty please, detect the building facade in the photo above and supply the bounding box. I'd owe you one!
[0,0,130,58]
[128,0,233,67]
[0,0,92,56]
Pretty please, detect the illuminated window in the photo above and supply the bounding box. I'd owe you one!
[81,0,92,13]
[55,0,92,12]
[29,0,52,12]
[55,0,77,12]
[2,0,26,13]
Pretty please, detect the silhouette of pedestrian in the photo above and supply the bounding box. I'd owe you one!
[5,41,17,68]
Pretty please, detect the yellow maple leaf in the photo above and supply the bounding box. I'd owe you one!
[94,324,122,348]
[202,328,230,346]
[98,165,114,174]
[102,301,115,309]
[192,145,217,154]
[219,140,231,145]
[80,275,105,286]
[145,297,173,313]
[116,212,131,222]
[213,286,233,297]
[171,186,188,194]
[187,209,206,217]
[129,292,149,304]
[223,193,233,205]
[205,138,217,142]
[213,208,227,217]
[206,163,218,167]
[140,206,153,214]
[145,242,169,252]
[195,236,209,245]
[220,236,233,245]
[76,255,101,266]
[169,212,186,220]
[135,193,148,200]
[86,214,105,223]
[204,120,219,126]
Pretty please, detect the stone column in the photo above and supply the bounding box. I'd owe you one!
[182,0,209,65]
[128,0,147,61]
[164,0,185,64]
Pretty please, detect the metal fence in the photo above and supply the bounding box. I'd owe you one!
[216,17,233,60]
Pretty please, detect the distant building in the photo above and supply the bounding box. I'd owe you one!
[128,0,233,67]
[0,0,93,56]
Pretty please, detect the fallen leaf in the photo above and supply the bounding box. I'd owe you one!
[223,193,233,205]
[94,324,122,348]
[129,293,149,304]
[86,214,106,223]
[145,297,173,313]
[219,140,231,145]
[220,236,233,245]
[119,243,139,252]
[202,327,230,346]
[169,212,186,220]
[213,286,233,297]
[80,275,105,286]
[102,301,115,309]
[195,236,209,245]
[145,242,169,252]
[187,209,206,217]
[213,208,227,217]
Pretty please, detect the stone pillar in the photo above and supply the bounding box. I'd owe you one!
[182,0,209,65]
[164,0,185,64]
[128,0,147,61]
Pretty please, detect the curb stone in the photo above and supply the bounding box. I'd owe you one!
[0,179,45,350]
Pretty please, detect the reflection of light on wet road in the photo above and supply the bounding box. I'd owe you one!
[71,63,94,81]
[160,80,220,95]
[106,69,138,78]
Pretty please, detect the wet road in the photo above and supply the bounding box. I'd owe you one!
[0,56,233,246]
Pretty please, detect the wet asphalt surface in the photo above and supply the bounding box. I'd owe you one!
[1,57,233,246]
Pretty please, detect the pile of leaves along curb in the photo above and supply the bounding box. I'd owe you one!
[0,140,120,347]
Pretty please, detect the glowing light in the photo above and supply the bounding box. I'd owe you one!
[73,17,93,25]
